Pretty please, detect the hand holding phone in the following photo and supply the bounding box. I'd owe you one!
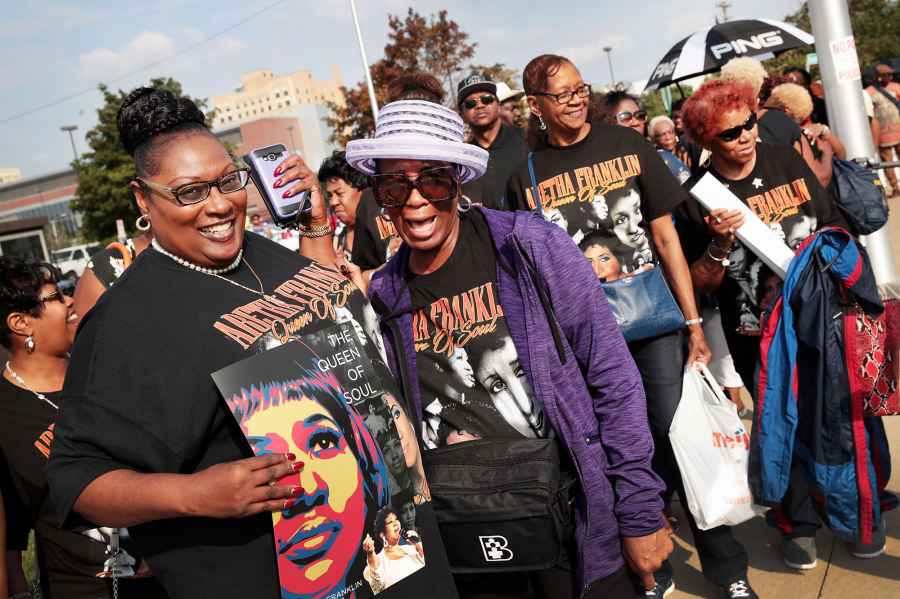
[243,144,312,227]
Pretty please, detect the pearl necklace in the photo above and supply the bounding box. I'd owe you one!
[4,361,60,410]
[151,238,274,299]
[151,238,242,274]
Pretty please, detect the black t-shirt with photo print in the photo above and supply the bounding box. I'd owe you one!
[49,232,453,599]
[352,188,402,272]
[506,123,690,275]
[679,142,846,339]
[406,211,550,449]
[0,377,167,598]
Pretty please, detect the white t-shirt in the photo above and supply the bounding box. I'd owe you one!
[363,544,425,594]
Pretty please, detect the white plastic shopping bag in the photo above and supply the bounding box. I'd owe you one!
[669,364,759,530]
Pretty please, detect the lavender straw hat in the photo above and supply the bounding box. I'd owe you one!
[345,100,488,183]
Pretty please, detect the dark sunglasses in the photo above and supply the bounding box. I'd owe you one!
[615,109,647,123]
[463,94,497,110]
[39,288,64,304]
[371,166,459,209]
[716,112,758,142]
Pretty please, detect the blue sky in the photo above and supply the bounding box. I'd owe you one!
[1,0,804,179]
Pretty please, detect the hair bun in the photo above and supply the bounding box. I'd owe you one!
[117,87,206,155]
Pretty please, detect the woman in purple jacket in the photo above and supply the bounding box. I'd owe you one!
[344,100,671,599]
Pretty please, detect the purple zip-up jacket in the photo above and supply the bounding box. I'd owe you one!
[368,207,665,590]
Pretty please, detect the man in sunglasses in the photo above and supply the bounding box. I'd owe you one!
[456,74,528,210]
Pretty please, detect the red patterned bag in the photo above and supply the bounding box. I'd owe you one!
[844,299,900,416]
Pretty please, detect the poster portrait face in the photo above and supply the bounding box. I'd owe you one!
[604,187,647,251]
[220,365,392,599]
[399,500,416,531]
[381,436,406,480]
[472,336,543,438]
[382,393,418,471]
[447,347,475,389]
[241,386,378,597]
[783,214,817,250]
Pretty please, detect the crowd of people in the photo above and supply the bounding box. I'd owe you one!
[1,49,898,599]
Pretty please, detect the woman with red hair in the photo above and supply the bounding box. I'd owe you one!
[678,78,846,573]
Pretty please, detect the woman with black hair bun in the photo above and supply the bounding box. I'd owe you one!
[45,86,409,599]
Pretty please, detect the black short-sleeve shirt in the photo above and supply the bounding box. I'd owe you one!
[406,211,550,448]
[461,123,529,209]
[506,123,690,276]
[48,234,387,599]
[679,143,846,338]
[352,189,401,272]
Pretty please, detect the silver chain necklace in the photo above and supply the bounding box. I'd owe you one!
[151,239,276,300]
[4,361,60,410]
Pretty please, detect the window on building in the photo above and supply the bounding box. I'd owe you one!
[275,92,280,98]
[285,99,291,105]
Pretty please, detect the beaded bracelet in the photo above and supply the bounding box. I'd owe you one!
[298,222,333,238]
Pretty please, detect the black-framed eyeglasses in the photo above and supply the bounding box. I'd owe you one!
[716,112,758,142]
[616,109,647,123]
[371,166,459,209]
[463,94,497,110]
[137,168,251,206]
[532,84,591,105]
[38,288,64,304]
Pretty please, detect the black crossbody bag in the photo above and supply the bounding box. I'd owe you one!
[423,438,578,573]
[420,236,578,573]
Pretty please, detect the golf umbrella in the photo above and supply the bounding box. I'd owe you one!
[644,19,814,91]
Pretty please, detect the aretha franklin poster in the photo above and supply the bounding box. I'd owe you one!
[212,321,456,599]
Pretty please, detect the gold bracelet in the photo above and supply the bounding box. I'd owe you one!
[298,222,332,238]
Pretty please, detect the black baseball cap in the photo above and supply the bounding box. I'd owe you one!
[457,74,497,105]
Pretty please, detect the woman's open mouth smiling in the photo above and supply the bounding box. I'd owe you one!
[403,215,438,241]
[198,219,235,242]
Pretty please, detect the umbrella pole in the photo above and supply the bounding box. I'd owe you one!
[675,82,686,99]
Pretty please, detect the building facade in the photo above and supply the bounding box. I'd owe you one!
[0,167,22,185]
[0,169,80,246]
[211,67,344,129]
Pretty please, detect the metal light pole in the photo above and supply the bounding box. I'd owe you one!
[808,0,898,287]
[60,125,78,162]
[348,0,379,122]
[603,47,615,86]
[287,125,297,152]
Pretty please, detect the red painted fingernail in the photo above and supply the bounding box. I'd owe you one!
[282,499,293,511]
[274,166,282,176]
[291,486,301,497]
[286,453,296,461]
[273,178,282,188]
[282,189,293,198]
[291,461,305,473]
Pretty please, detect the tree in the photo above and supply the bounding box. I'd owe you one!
[327,8,508,146]
[71,78,215,241]
[468,63,519,88]
[766,0,900,77]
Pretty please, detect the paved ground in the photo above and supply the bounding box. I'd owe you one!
[667,417,900,598]
[668,189,900,598]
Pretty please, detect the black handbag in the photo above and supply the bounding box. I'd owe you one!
[526,152,684,342]
[422,438,578,573]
